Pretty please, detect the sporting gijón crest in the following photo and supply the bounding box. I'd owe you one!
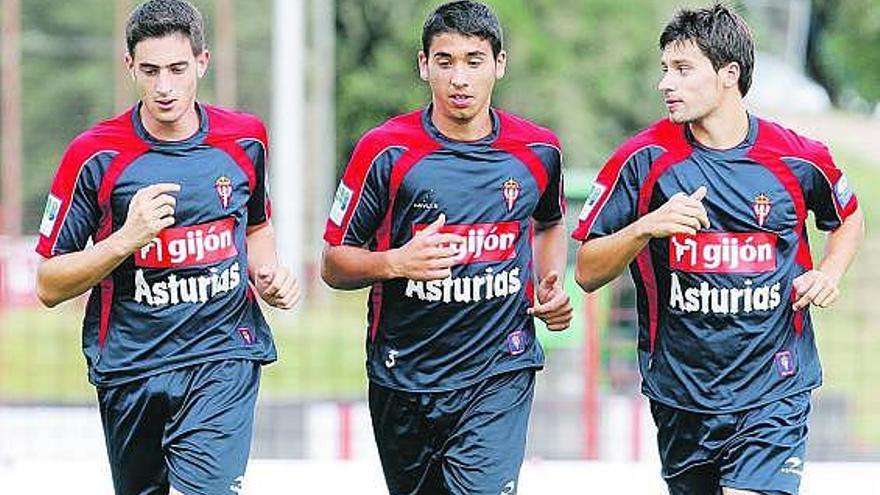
[753,193,772,227]
[215,176,233,209]
[502,178,521,212]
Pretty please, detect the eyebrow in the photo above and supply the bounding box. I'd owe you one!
[138,61,190,69]
[432,50,488,59]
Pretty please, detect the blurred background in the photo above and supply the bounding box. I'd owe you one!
[1,0,878,492]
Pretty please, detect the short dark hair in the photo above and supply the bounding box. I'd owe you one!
[659,3,754,96]
[422,1,503,58]
[126,0,206,56]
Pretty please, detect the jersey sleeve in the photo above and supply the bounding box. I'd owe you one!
[241,124,271,226]
[800,146,859,231]
[530,144,566,223]
[35,144,115,258]
[323,136,399,247]
[572,146,656,241]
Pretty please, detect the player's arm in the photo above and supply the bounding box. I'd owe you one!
[246,221,300,310]
[792,206,865,310]
[36,183,179,307]
[528,218,572,331]
[575,187,709,293]
[321,214,463,290]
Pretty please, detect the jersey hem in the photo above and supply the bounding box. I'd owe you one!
[89,351,276,388]
[366,361,544,394]
[643,382,819,415]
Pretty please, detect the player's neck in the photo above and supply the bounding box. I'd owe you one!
[139,104,201,142]
[430,107,493,142]
[688,101,749,150]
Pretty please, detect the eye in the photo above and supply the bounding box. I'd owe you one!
[437,60,452,69]
[468,58,483,68]
[171,65,187,74]
[142,67,158,76]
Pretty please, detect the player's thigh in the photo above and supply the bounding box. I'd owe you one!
[442,369,535,495]
[719,392,810,495]
[369,381,443,495]
[97,378,170,495]
[163,359,261,495]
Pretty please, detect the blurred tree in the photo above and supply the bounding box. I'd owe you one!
[808,0,880,107]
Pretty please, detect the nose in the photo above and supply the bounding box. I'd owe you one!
[658,72,673,93]
[451,66,468,89]
[155,69,173,95]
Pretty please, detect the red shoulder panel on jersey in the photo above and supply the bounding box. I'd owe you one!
[572,118,687,241]
[204,105,268,193]
[323,110,428,247]
[493,110,561,192]
[36,108,146,258]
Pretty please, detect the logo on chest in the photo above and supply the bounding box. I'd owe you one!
[215,176,233,210]
[752,193,772,227]
[502,178,521,212]
[135,217,238,268]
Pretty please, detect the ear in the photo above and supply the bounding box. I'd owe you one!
[196,50,211,78]
[124,52,135,79]
[418,50,429,82]
[720,62,740,90]
[494,50,507,80]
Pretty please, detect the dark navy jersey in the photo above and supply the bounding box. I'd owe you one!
[36,103,276,386]
[324,107,565,392]
[573,115,859,413]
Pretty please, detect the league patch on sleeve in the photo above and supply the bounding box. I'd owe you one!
[578,182,607,221]
[39,194,62,237]
[329,182,353,226]
[833,174,854,207]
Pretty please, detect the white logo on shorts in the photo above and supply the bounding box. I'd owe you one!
[229,475,245,494]
[500,480,516,494]
[780,456,804,476]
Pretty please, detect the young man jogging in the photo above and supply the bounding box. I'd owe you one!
[322,2,571,493]
[35,1,299,493]
[573,5,864,494]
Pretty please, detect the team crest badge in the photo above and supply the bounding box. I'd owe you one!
[215,176,233,209]
[752,193,772,227]
[502,178,521,212]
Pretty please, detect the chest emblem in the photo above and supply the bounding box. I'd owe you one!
[502,178,521,212]
[215,176,233,209]
[752,193,772,227]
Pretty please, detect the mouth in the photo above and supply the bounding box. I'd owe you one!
[155,99,177,111]
[664,98,683,111]
[449,94,474,109]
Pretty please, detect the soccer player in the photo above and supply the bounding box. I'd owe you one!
[572,5,864,495]
[321,1,572,493]
[34,1,299,494]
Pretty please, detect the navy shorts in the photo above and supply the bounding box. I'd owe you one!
[369,369,536,495]
[650,391,811,495]
[97,359,261,495]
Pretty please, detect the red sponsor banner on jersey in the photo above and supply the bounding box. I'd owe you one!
[669,232,777,273]
[412,221,519,264]
[134,218,238,268]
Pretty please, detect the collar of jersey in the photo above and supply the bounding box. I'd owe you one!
[684,112,759,158]
[421,105,501,150]
[131,101,209,152]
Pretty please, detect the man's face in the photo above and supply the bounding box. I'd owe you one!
[418,32,506,125]
[125,33,208,128]
[658,40,734,124]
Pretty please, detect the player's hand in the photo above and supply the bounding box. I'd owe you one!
[254,265,301,310]
[792,269,840,311]
[528,271,572,331]
[639,186,710,238]
[387,213,465,281]
[118,183,180,253]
